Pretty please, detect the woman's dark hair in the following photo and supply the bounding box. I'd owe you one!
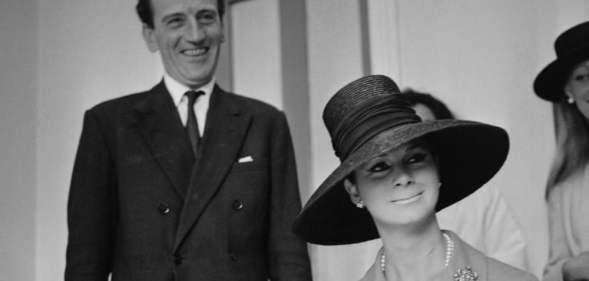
[136,0,226,29]
[400,89,455,119]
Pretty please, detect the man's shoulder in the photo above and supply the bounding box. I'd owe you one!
[88,89,151,114]
[219,89,283,117]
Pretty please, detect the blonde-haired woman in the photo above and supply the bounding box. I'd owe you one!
[534,21,589,281]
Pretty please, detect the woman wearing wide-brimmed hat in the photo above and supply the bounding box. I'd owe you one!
[399,90,529,271]
[293,75,537,281]
[534,21,589,281]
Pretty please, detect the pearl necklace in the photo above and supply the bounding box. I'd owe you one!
[380,232,454,273]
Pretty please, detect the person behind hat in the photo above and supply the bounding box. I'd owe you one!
[293,75,537,281]
[534,21,589,281]
[398,89,529,271]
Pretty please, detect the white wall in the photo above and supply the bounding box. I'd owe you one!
[0,1,37,281]
[36,1,159,279]
[231,0,282,108]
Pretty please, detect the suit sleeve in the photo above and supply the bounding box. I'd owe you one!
[543,189,570,281]
[267,112,312,281]
[65,110,116,281]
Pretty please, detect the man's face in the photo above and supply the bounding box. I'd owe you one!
[142,0,224,88]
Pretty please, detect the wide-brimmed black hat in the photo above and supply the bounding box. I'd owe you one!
[292,75,509,245]
[534,21,589,102]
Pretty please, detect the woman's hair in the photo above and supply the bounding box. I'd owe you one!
[400,89,455,119]
[546,101,589,197]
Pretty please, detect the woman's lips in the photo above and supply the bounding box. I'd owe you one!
[390,191,423,204]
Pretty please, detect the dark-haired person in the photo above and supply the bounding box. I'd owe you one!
[534,21,589,281]
[293,75,537,281]
[64,0,312,280]
[398,89,529,270]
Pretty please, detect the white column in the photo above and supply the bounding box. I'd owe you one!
[366,0,403,82]
[230,0,283,108]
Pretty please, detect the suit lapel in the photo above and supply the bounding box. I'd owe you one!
[174,86,251,251]
[133,81,194,199]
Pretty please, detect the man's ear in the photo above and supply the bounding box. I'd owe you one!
[142,24,159,53]
[343,178,362,204]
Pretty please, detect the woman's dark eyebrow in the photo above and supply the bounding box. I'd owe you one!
[406,142,426,151]
[372,146,416,160]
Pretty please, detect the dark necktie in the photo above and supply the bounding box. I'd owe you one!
[185,90,204,158]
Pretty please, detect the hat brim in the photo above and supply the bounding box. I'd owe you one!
[292,120,509,245]
[534,46,589,102]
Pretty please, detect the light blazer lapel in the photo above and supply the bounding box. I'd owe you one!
[133,81,194,199]
[445,231,488,281]
[173,85,251,251]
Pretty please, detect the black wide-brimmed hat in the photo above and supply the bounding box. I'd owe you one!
[534,21,589,102]
[292,75,509,245]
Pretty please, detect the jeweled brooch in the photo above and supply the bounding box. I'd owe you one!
[453,266,479,281]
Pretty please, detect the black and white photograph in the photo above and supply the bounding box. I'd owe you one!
[1,0,588,281]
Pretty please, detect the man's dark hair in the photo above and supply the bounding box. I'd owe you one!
[400,89,455,119]
[136,0,226,29]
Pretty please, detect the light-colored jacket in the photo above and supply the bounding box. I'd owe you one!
[543,165,589,281]
[359,231,537,281]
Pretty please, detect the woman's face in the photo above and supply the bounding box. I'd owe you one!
[344,139,440,227]
[565,59,589,121]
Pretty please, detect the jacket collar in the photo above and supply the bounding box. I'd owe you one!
[173,85,251,251]
[133,80,194,198]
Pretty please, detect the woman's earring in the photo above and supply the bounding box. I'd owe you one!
[355,200,364,208]
[567,96,575,104]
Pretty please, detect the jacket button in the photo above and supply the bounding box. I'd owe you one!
[229,253,238,261]
[232,200,244,211]
[158,203,171,215]
[174,254,183,265]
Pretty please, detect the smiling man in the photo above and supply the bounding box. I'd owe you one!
[64,0,312,280]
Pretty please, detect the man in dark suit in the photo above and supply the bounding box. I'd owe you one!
[64,0,312,280]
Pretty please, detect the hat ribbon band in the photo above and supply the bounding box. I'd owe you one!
[332,96,420,159]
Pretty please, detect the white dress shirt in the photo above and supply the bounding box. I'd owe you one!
[163,74,215,136]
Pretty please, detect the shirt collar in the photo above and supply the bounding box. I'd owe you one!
[163,73,216,106]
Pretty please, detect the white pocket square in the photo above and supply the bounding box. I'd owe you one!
[238,156,254,163]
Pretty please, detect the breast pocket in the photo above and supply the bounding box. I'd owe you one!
[229,157,268,174]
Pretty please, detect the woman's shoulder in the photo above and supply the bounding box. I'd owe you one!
[485,257,538,281]
[450,231,538,281]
